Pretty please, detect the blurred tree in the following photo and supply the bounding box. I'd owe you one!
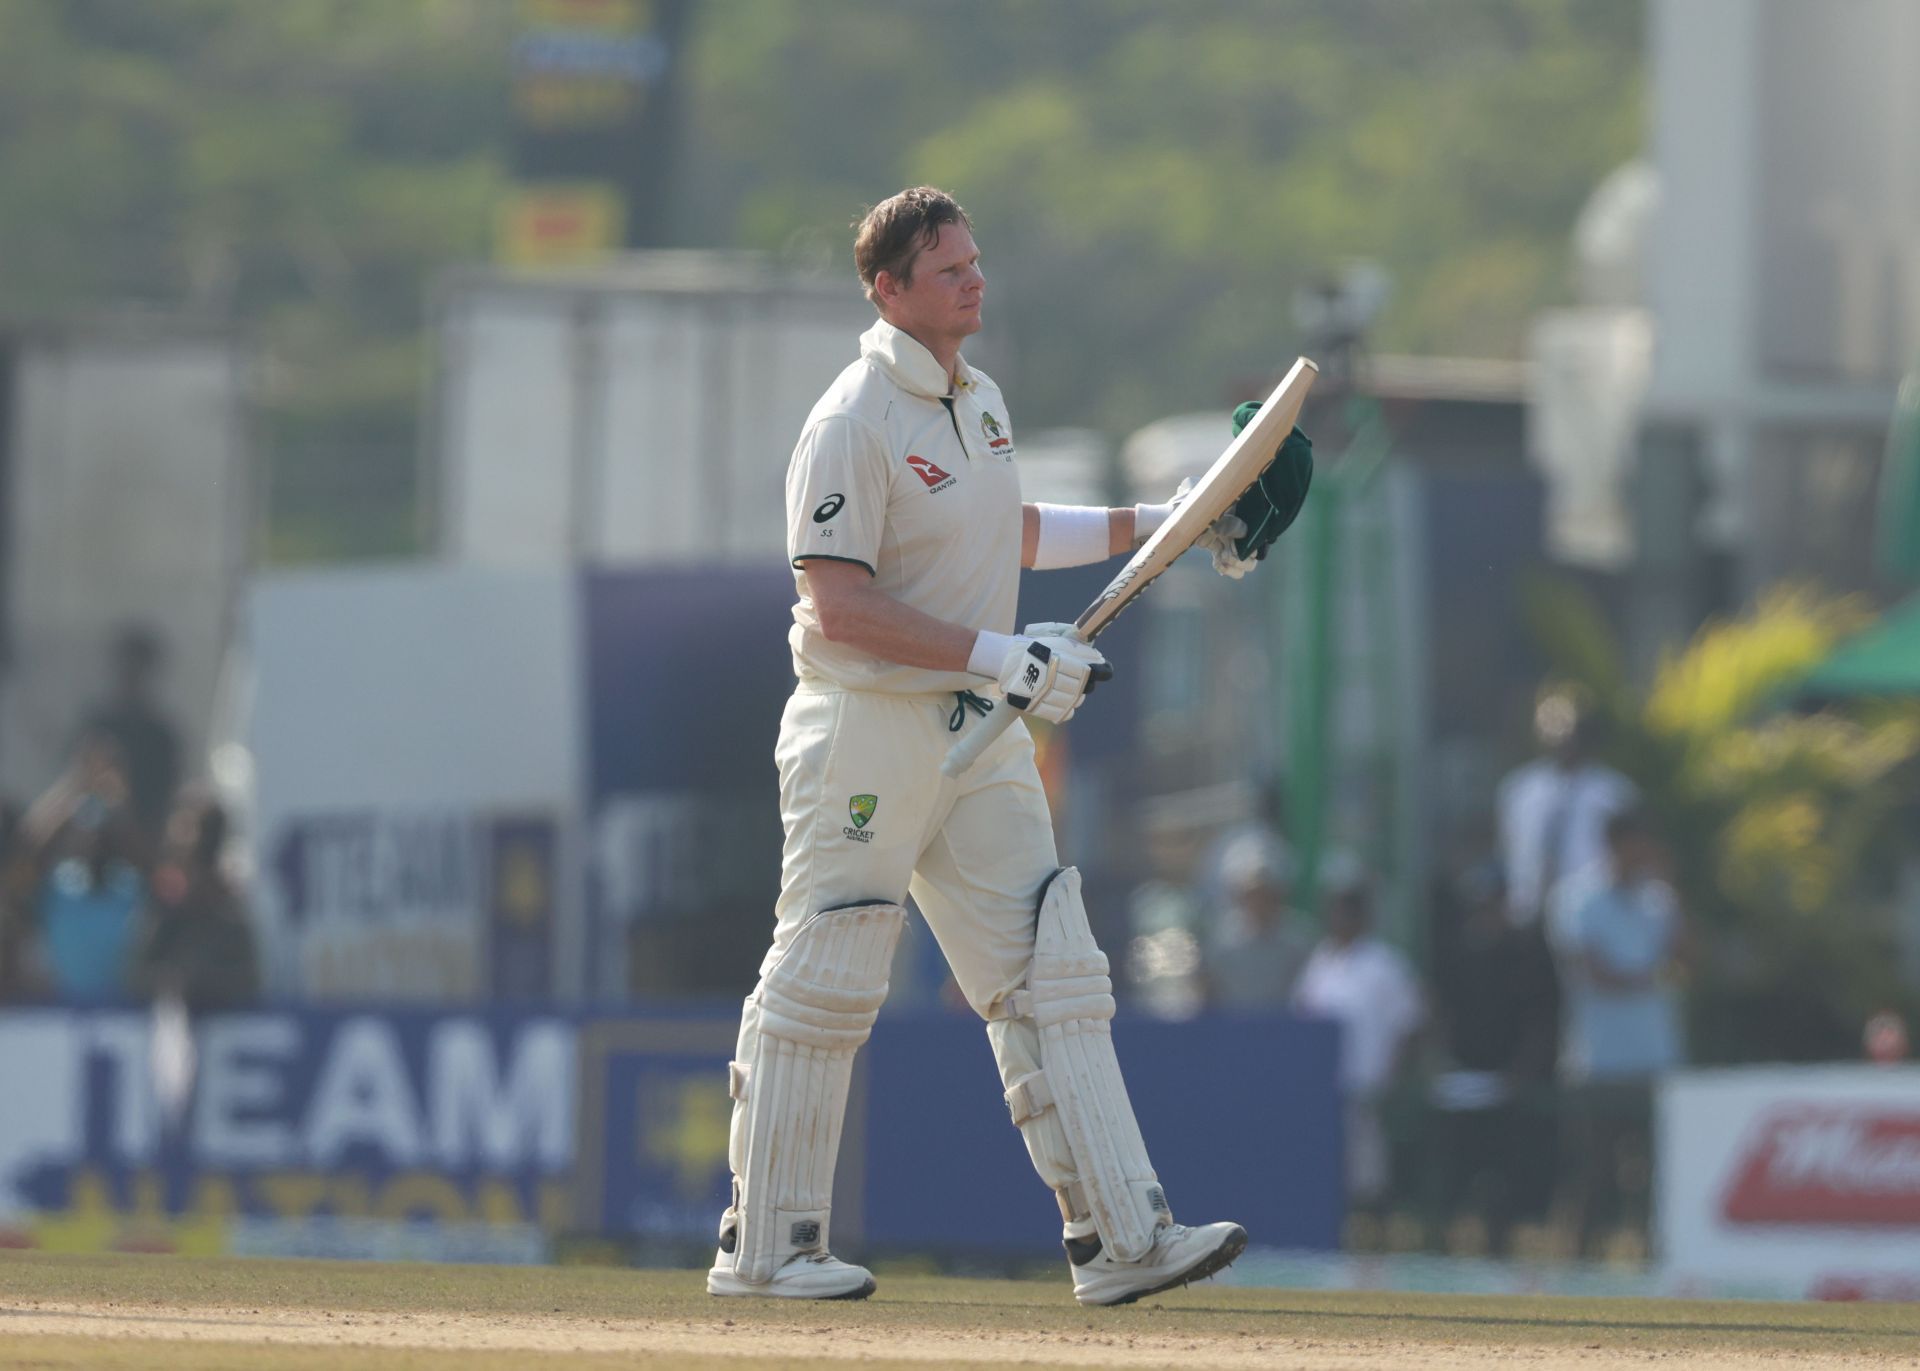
[0,0,1641,553]
[0,0,514,558]
[1527,580,1920,1063]
[683,0,1644,433]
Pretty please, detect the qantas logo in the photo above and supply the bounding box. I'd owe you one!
[1721,1107,1920,1226]
[906,455,956,493]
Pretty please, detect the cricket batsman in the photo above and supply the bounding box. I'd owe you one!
[708,186,1313,1306]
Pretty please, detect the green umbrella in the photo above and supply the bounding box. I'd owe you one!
[1876,367,1920,581]
[1803,593,1920,696]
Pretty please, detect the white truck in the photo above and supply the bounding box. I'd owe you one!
[429,253,877,566]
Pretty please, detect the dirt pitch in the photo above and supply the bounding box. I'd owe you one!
[2,1252,1918,1370]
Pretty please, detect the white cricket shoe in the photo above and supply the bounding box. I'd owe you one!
[1068,1220,1248,1307]
[706,1248,877,1301]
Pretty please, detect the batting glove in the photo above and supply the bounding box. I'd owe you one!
[994,624,1110,724]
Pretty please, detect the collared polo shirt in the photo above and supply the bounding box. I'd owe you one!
[1292,935,1424,1097]
[1547,869,1683,1082]
[786,320,1023,695]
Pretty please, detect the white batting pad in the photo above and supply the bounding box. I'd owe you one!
[1012,867,1170,1262]
[727,901,904,1283]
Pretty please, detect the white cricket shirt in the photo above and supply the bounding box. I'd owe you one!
[1497,760,1637,925]
[786,320,1023,695]
[1293,936,1424,1097]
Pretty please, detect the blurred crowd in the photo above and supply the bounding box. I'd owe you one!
[0,627,257,1014]
[1122,697,1692,1262]
[0,629,1895,1268]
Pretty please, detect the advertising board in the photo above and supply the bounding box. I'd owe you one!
[247,567,580,1003]
[1659,1066,1920,1300]
[0,1006,1342,1262]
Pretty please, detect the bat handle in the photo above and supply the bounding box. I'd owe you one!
[940,702,1019,778]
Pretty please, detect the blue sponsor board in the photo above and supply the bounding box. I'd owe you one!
[0,1004,1340,1259]
[575,1013,739,1245]
[580,567,795,999]
[265,805,563,1003]
[857,1013,1344,1254]
[487,814,560,1002]
[573,1008,1344,1256]
[0,1008,575,1245]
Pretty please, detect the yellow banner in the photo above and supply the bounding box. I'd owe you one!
[495,184,625,266]
[519,0,646,30]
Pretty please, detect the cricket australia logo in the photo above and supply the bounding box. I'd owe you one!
[980,411,1013,457]
[843,793,878,844]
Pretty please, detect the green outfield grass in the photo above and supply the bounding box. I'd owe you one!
[1,1251,1917,1369]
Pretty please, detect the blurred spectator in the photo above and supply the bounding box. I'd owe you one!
[131,793,259,1013]
[1865,1010,1910,1064]
[34,777,146,1005]
[1293,855,1424,1221]
[1124,820,1208,1019]
[1204,833,1310,1010]
[1497,695,1635,928]
[1125,882,1205,1020]
[1193,776,1287,913]
[26,726,152,858]
[1546,806,1687,1258]
[83,623,182,846]
[1423,857,1560,1256]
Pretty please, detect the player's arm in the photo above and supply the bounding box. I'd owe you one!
[1019,411,1311,574]
[1019,505,1134,568]
[804,562,1104,723]
[803,560,976,671]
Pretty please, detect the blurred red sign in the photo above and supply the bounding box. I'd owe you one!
[1722,1108,1920,1226]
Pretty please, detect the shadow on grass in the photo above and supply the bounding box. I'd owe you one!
[1152,1305,1920,1339]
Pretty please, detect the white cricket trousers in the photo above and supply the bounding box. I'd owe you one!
[759,685,1059,1011]
[728,685,1104,1238]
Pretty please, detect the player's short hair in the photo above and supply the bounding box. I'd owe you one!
[853,187,972,308]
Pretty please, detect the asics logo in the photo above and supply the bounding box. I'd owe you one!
[812,493,845,523]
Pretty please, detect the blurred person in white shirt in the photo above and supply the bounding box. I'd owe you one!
[1293,855,1424,1220]
[1204,832,1310,1011]
[1497,695,1636,928]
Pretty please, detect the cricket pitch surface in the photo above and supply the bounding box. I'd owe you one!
[3,1252,1918,1370]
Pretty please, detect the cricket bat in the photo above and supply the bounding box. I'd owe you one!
[941,356,1318,778]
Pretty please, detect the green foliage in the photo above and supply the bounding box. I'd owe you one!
[1528,580,1920,1062]
[685,0,1643,432]
[2,0,1642,555]
[0,0,513,558]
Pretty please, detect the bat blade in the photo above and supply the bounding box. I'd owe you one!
[1075,356,1317,641]
[938,356,1316,779]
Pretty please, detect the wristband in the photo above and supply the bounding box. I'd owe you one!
[968,629,1020,679]
[1133,500,1177,543]
[1031,503,1111,570]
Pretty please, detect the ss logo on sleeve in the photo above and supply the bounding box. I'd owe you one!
[813,493,846,523]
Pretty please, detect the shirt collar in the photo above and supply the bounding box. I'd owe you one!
[861,319,975,399]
